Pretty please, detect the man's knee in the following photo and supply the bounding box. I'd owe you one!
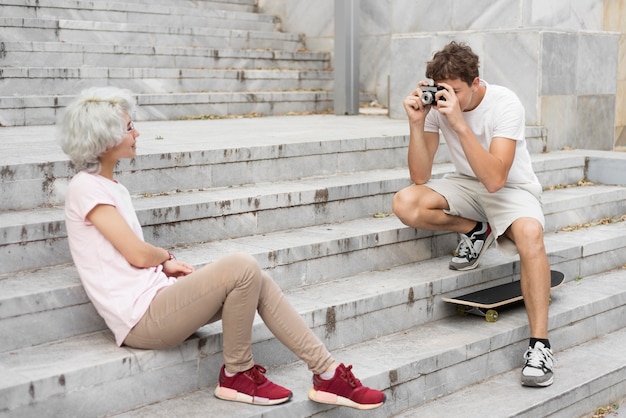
[392,188,415,224]
[510,219,546,255]
[516,219,544,241]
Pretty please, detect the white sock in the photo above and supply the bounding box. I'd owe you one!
[319,369,335,380]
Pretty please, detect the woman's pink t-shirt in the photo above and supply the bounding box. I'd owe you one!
[64,171,175,346]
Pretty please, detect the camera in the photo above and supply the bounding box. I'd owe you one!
[420,85,446,105]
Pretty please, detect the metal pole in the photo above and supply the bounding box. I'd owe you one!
[334,0,360,115]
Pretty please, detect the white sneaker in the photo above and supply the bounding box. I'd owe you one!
[521,341,554,387]
[449,222,495,271]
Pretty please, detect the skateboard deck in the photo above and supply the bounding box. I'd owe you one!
[442,270,565,322]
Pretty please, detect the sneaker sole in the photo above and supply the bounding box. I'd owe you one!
[521,374,554,387]
[308,388,385,410]
[214,385,292,405]
[449,231,496,271]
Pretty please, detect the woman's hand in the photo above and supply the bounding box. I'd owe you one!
[162,259,195,278]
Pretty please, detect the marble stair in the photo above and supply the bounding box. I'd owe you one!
[0,0,334,127]
[0,115,625,417]
[2,1,626,416]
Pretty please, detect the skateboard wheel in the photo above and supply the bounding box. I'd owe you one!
[456,305,469,316]
[485,309,498,322]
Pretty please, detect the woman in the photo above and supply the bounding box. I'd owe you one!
[59,87,386,410]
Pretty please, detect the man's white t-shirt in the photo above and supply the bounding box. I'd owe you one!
[64,171,175,346]
[424,80,540,186]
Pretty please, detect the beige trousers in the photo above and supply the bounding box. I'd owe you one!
[124,252,334,374]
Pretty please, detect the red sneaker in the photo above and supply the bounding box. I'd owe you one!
[214,364,292,405]
[308,363,386,410]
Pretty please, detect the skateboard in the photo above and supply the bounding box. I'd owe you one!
[442,270,565,322]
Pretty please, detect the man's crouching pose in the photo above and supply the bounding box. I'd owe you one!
[393,41,555,387]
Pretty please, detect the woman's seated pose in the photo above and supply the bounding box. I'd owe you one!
[59,87,386,410]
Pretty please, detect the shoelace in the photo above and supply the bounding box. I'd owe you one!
[244,365,268,385]
[339,365,361,388]
[524,346,554,369]
[455,234,477,258]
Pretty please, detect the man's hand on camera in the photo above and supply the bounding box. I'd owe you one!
[403,80,432,125]
[432,82,464,130]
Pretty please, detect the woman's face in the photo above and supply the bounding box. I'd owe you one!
[104,113,140,161]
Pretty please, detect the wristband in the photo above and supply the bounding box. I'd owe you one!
[155,251,176,272]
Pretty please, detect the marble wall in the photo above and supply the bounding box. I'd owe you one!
[389,29,618,150]
[539,30,618,150]
[258,0,624,150]
[604,0,626,147]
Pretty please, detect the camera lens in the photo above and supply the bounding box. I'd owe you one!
[421,91,435,105]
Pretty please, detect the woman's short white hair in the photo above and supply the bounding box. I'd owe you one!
[58,87,136,173]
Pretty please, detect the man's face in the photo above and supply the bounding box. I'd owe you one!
[436,77,480,111]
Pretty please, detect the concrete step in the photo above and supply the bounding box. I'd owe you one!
[0,0,336,126]
[0,90,337,127]
[111,326,626,418]
[0,168,411,274]
[2,262,624,418]
[0,146,617,274]
[0,17,305,51]
[0,67,334,96]
[0,117,621,275]
[48,0,259,13]
[392,327,626,418]
[0,116,573,211]
[0,176,417,276]
[108,0,257,13]
[0,115,409,210]
[1,202,625,353]
[0,215,427,352]
[1,0,276,31]
[542,184,626,232]
[1,171,623,275]
[0,41,330,70]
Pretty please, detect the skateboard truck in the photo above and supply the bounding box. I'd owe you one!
[456,305,500,322]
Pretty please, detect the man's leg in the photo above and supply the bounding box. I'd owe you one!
[505,217,554,387]
[505,217,551,337]
[393,184,494,270]
[392,184,475,233]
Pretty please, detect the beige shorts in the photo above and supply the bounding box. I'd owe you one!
[426,174,544,255]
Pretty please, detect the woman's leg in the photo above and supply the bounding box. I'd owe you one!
[256,271,334,374]
[124,252,263,372]
[127,253,384,409]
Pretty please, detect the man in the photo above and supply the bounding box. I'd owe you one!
[392,41,554,387]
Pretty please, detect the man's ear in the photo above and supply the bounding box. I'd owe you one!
[465,77,480,93]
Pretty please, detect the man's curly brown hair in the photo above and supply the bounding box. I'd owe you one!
[425,41,480,86]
